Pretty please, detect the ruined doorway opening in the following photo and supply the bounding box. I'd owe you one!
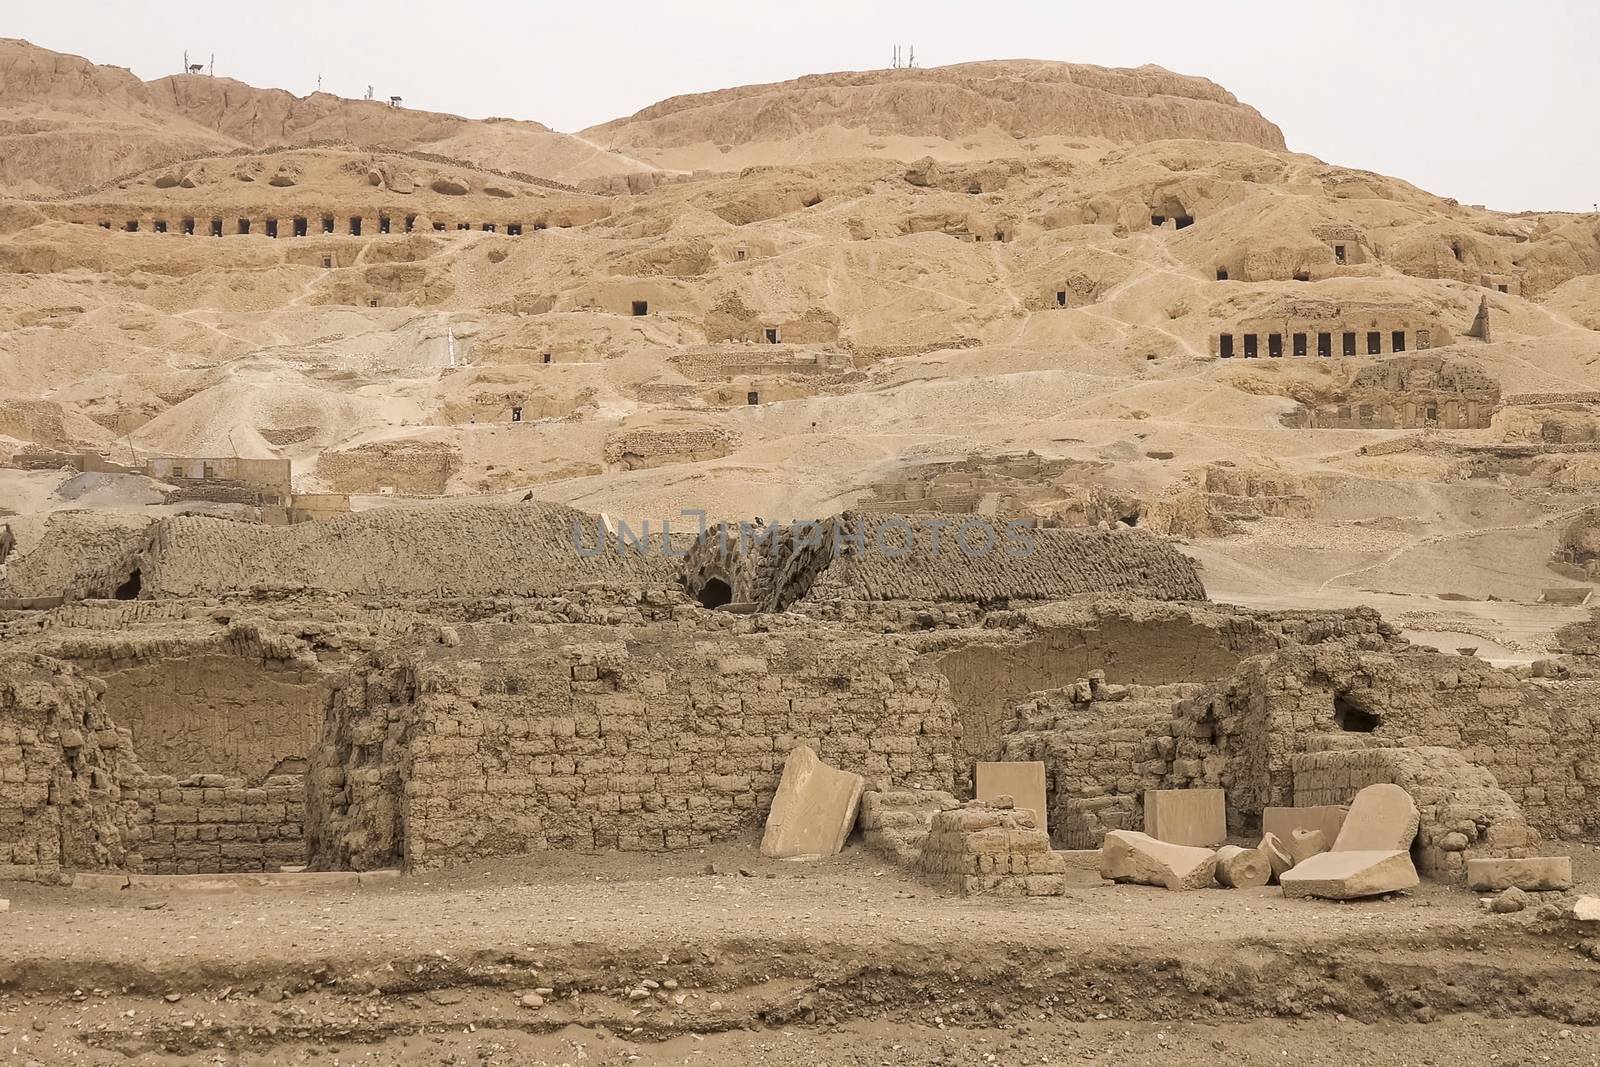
[1317,332,1332,358]
[405,215,418,233]
[1342,332,1357,357]
[114,569,142,601]
[747,391,760,405]
[349,217,362,236]
[265,219,278,238]
[542,353,552,364]
[1367,331,1382,355]
[632,300,649,316]
[1216,267,1228,281]
[506,223,521,236]
[1392,330,1406,352]
[181,218,196,235]
[322,255,333,268]
[1219,334,1234,358]
[696,578,733,609]
[1174,215,1194,229]
[1425,404,1439,422]
[210,218,223,237]
[483,223,496,232]
[125,220,140,232]
[1292,333,1307,358]
[1497,284,1508,294]
[1056,290,1068,307]
[293,217,308,237]
[1293,270,1311,282]
[379,216,391,234]
[765,327,779,343]
[1417,329,1431,350]
[1450,241,1464,262]
[154,220,168,233]
[457,223,471,231]
[1334,245,1347,264]
[1243,333,1259,359]
[1333,693,1380,732]
[511,406,523,423]
[1268,333,1284,358]
[736,248,746,260]
[433,222,447,232]
[238,219,251,235]
[1150,214,1166,227]
[99,220,111,229]
[321,216,335,234]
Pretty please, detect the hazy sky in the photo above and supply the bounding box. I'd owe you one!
[11,1,1597,211]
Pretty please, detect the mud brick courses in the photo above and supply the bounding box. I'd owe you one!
[915,801,1067,896]
[1168,646,1600,841]
[310,621,960,870]
[129,772,305,874]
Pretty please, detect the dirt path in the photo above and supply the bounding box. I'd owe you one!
[2,842,1598,1062]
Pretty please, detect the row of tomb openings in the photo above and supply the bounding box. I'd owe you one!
[509,388,760,425]
[99,217,538,237]
[1218,328,1430,359]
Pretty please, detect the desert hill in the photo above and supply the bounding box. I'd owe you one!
[0,39,649,195]
[581,60,1287,172]
[2,42,1600,659]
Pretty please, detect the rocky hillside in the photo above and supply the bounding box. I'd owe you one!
[582,60,1287,170]
[0,38,648,195]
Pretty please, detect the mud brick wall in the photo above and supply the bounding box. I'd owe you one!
[999,678,1201,848]
[131,772,306,874]
[0,655,143,882]
[914,801,1066,897]
[308,621,960,870]
[1168,646,1600,840]
[1292,744,1533,879]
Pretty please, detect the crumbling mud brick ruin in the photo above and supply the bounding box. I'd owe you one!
[4,29,1600,1062]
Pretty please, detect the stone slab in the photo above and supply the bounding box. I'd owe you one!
[976,761,1049,833]
[1263,806,1348,849]
[1101,830,1217,891]
[760,745,865,860]
[1142,788,1225,847]
[1332,784,1419,852]
[1280,850,1418,900]
[1465,857,1573,892]
[1053,849,1104,871]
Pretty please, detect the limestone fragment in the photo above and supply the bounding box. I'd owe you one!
[1142,788,1225,847]
[1100,830,1217,891]
[1257,832,1293,881]
[1489,887,1528,914]
[975,761,1048,832]
[1262,805,1347,848]
[1332,784,1419,852]
[1465,857,1572,893]
[1279,850,1418,900]
[1287,828,1326,866]
[1213,844,1270,888]
[759,745,864,860]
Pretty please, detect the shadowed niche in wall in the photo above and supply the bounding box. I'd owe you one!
[696,577,733,609]
[1333,692,1380,732]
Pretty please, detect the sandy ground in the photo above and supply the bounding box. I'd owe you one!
[2,839,1598,1063]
